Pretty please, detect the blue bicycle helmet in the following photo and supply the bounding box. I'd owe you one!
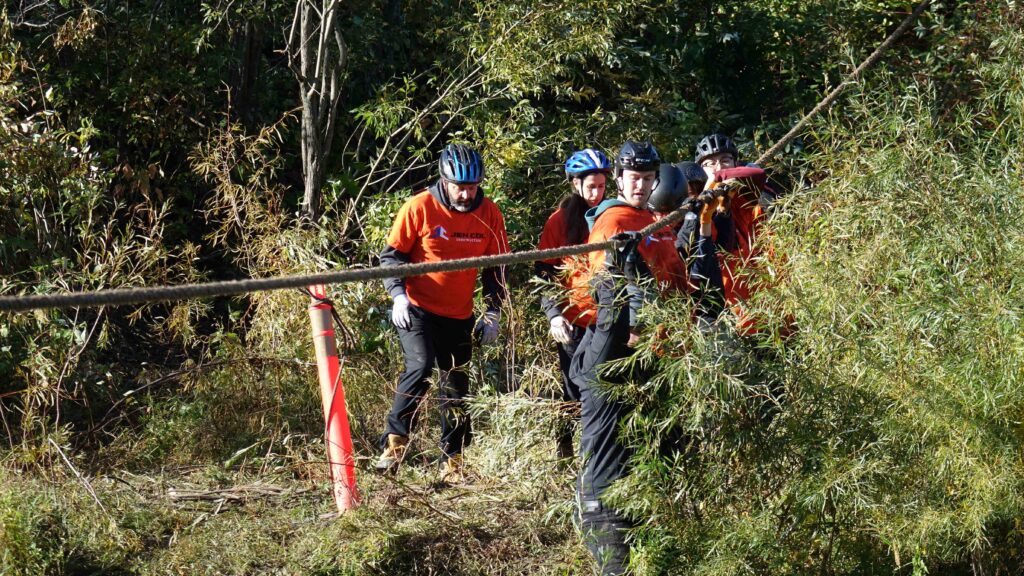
[564,148,613,179]
[439,143,484,184]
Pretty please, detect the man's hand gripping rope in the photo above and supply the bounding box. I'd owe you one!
[607,231,645,281]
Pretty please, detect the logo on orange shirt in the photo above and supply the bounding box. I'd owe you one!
[430,225,450,240]
[644,232,672,246]
[453,231,485,242]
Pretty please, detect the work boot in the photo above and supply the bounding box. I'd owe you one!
[374,434,408,474]
[439,454,465,484]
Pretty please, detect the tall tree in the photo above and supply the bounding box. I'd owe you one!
[287,0,348,221]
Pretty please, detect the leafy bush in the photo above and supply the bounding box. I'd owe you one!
[619,12,1024,575]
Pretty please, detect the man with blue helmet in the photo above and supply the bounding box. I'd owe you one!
[535,148,612,459]
[376,143,510,484]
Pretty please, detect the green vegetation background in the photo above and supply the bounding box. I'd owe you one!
[2,1,1022,574]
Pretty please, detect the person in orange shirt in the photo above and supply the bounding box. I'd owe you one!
[375,143,509,484]
[649,162,725,320]
[570,141,724,575]
[535,148,612,459]
[674,159,734,261]
[694,133,778,332]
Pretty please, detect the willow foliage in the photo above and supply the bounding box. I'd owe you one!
[619,15,1024,576]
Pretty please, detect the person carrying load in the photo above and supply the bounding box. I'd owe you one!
[693,133,778,333]
[570,141,725,574]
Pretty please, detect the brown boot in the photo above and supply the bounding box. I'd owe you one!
[439,454,465,484]
[374,434,408,474]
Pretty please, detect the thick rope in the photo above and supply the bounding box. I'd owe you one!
[0,210,690,313]
[0,1,930,314]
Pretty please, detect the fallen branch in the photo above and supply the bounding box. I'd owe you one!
[167,482,313,504]
[48,438,111,518]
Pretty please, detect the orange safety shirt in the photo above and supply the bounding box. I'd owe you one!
[586,203,688,294]
[711,167,771,332]
[386,190,509,319]
[537,207,596,327]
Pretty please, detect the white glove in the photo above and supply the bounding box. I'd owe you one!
[391,294,412,330]
[475,310,501,345]
[549,315,573,345]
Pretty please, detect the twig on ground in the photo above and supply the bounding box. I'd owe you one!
[48,438,111,519]
[166,482,313,506]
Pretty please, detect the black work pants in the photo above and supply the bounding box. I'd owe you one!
[570,280,634,501]
[381,305,474,461]
[569,278,637,574]
[557,324,586,404]
[579,501,633,576]
[555,324,585,454]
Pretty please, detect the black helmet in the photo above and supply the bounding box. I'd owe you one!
[694,133,738,165]
[647,164,686,213]
[675,161,708,187]
[439,143,484,184]
[615,141,661,177]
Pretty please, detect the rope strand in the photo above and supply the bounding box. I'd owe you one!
[754,0,931,166]
[0,214,677,313]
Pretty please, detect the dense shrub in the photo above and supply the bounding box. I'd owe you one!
[620,12,1024,575]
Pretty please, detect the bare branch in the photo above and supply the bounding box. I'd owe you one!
[290,0,350,221]
[285,0,304,76]
[49,438,111,518]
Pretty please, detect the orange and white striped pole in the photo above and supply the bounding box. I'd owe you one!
[307,284,359,512]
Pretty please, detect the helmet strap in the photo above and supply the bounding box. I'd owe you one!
[571,177,584,196]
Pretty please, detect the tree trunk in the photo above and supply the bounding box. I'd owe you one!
[288,0,348,223]
[234,19,262,128]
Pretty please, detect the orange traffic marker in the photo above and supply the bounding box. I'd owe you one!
[308,284,359,512]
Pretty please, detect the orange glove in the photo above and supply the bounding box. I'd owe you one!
[700,181,730,224]
[700,197,716,225]
[718,179,739,214]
